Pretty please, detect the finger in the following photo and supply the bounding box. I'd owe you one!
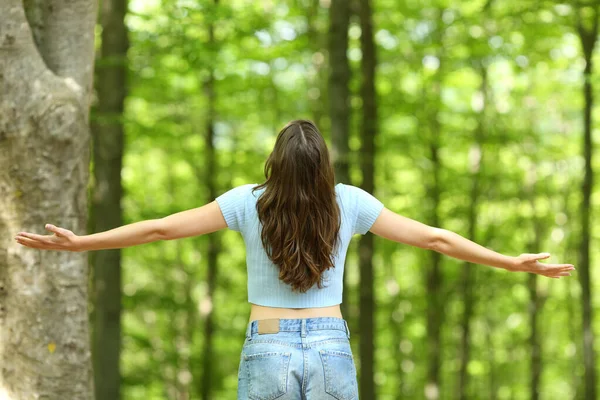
[15,235,50,247]
[45,224,69,236]
[543,271,571,278]
[542,263,575,271]
[16,237,47,249]
[538,272,561,279]
[537,273,559,279]
[15,238,30,248]
[530,252,551,262]
[548,271,571,277]
[15,232,48,242]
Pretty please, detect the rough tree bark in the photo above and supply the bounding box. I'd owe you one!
[327,0,353,325]
[576,5,598,399]
[358,0,377,398]
[90,0,128,399]
[0,1,97,399]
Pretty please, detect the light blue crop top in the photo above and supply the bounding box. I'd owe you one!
[215,183,384,308]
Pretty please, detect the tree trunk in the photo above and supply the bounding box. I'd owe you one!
[90,0,128,399]
[424,136,442,400]
[327,0,353,327]
[526,222,543,400]
[358,0,377,398]
[166,169,195,400]
[328,0,351,186]
[0,1,97,399]
[306,0,325,128]
[484,287,498,400]
[525,158,549,400]
[200,2,220,398]
[561,188,580,398]
[576,6,598,400]
[457,65,487,400]
[383,245,404,399]
[424,10,445,399]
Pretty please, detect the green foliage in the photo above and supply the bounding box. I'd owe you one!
[101,0,593,398]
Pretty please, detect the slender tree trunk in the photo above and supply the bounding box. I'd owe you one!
[270,65,281,133]
[161,171,192,400]
[576,7,598,400]
[306,0,325,128]
[182,248,196,400]
[477,221,499,400]
[358,0,377,398]
[200,2,220,398]
[560,188,580,398]
[383,247,404,400]
[424,10,445,399]
[90,0,128,398]
[457,65,487,400]
[328,0,351,186]
[484,294,497,400]
[425,137,442,400]
[0,1,97,398]
[525,160,549,400]
[526,228,543,400]
[327,0,353,325]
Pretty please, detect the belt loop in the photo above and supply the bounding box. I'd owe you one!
[245,321,252,340]
[301,319,307,338]
[344,320,350,339]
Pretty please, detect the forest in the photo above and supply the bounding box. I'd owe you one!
[1,0,599,399]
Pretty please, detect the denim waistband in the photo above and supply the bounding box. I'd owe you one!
[245,317,350,339]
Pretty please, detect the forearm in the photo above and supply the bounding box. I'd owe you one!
[75,219,164,251]
[432,229,516,270]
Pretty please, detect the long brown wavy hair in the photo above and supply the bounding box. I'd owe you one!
[252,120,341,293]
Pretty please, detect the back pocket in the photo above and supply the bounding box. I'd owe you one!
[319,349,358,400]
[244,351,291,400]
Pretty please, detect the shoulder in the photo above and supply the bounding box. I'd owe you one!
[220,183,259,197]
[236,183,259,191]
[215,183,260,231]
[337,183,372,200]
[216,183,260,208]
[336,183,384,214]
[337,184,384,234]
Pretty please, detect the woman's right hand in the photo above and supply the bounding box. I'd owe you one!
[15,224,80,252]
[509,253,575,278]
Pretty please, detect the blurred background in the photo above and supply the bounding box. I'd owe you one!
[89,0,597,399]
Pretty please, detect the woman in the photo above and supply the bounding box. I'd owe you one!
[14,119,574,400]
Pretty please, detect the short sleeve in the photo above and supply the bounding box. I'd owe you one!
[215,184,253,232]
[344,184,384,235]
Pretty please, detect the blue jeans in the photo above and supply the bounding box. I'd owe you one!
[238,317,359,400]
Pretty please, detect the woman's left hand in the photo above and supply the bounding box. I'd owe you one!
[510,252,575,278]
[14,224,80,252]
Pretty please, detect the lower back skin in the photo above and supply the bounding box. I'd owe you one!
[249,304,343,322]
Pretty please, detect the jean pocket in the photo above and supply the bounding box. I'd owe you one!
[243,351,291,400]
[319,349,358,400]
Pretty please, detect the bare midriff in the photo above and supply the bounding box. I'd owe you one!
[249,303,343,322]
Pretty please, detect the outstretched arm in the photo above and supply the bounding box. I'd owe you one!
[369,207,575,279]
[14,201,227,252]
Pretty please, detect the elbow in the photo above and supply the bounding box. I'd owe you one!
[427,228,448,253]
[154,218,170,241]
